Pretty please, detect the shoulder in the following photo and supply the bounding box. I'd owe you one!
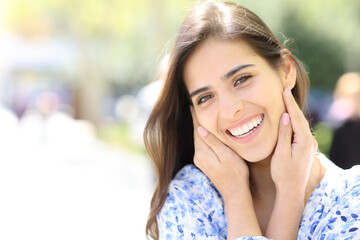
[320,153,360,195]
[157,164,226,239]
[170,164,221,202]
[162,164,224,217]
[311,153,360,204]
[300,154,360,238]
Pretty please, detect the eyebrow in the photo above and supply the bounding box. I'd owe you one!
[189,86,211,98]
[189,63,255,99]
[221,64,255,80]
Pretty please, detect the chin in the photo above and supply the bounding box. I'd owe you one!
[237,144,275,163]
[242,154,271,163]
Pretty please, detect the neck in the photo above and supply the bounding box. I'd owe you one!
[248,156,275,199]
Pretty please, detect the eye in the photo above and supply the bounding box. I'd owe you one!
[234,74,252,87]
[197,94,214,105]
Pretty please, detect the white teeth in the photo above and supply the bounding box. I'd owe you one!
[256,118,261,125]
[228,115,264,138]
[250,120,257,128]
[243,124,250,133]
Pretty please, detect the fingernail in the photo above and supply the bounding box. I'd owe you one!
[190,105,193,112]
[281,113,290,125]
[197,126,208,137]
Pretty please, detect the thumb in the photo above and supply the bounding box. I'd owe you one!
[273,113,292,158]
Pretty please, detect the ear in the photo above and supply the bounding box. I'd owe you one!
[280,49,296,90]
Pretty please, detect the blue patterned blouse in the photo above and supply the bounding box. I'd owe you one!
[157,153,360,239]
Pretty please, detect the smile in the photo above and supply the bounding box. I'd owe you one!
[228,114,264,138]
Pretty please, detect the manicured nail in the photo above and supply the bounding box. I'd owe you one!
[281,113,290,125]
[197,126,208,137]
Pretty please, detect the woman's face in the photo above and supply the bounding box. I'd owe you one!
[184,38,288,162]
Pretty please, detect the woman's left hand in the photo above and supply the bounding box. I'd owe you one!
[270,86,318,195]
[266,87,318,240]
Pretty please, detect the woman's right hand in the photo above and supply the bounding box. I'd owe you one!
[191,107,262,238]
[191,107,250,201]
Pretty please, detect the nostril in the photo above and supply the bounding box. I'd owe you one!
[234,109,242,118]
[218,94,244,119]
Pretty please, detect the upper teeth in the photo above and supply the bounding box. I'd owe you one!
[229,115,264,137]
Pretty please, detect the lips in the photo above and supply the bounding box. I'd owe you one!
[227,114,264,138]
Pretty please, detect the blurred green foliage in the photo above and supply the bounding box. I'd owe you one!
[4,0,360,88]
[313,122,333,156]
[3,0,359,153]
[239,0,360,89]
[281,12,346,89]
[3,0,194,86]
[98,122,146,155]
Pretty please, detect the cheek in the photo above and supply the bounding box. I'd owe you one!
[264,85,285,112]
[265,94,286,135]
[196,109,221,136]
[197,111,214,130]
[272,94,286,112]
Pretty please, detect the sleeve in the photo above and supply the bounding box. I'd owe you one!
[311,177,360,239]
[157,184,270,240]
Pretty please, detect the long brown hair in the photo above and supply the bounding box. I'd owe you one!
[143,1,310,239]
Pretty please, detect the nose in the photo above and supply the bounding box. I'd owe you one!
[218,92,244,119]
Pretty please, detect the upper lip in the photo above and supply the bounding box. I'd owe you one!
[225,114,263,135]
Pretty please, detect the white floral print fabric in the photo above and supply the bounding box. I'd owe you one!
[157,154,360,239]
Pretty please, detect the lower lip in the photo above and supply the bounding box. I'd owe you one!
[228,115,264,144]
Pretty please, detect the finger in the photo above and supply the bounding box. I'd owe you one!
[197,126,236,164]
[193,128,223,176]
[273,113,292,158]
[191,107,205,150]
[192,110,206,151]
[191,108,241,166]
[190,108,221,170]
[282,87,311,135]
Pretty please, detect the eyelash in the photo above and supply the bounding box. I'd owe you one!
[196,74,252,105]
[234,74,252,87]
[197,94,214,105]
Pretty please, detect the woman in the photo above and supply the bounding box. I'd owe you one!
[329,72,360,169]
[144,1,360,239]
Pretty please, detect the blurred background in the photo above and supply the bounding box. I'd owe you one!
[0,0,359,239]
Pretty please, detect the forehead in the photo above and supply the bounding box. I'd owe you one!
[183,38,260,87]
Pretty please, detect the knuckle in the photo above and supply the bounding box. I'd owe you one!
[290,109,302,119]
[302,134,313,143]
[284,126,293,136]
